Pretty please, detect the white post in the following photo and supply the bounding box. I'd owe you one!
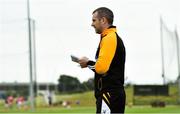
[27,0,35,111]
[31,19,38,106]
[160,16,166,85]
[175,28,180,104]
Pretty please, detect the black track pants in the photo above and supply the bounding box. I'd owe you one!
[96,88,126,114]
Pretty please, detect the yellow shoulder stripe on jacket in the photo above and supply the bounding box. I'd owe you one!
[95,33,117,74]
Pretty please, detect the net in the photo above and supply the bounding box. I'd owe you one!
[161,17,180,82]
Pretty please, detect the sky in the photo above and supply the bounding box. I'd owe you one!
[0,0,180,84]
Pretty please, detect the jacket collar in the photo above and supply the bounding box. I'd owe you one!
[101,26,117,38]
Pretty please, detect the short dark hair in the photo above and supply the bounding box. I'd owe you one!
[93,7,114,25]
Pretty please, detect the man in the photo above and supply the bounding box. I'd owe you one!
[78,7,126,113]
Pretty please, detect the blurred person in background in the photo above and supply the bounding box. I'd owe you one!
[7,95,14,109]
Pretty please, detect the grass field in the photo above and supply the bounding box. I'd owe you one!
[0,85,180,113]
[0,105,180,113]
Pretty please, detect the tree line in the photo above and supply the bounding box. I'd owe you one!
[57,74,94,93]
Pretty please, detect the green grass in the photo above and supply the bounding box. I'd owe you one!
[0,106,95,113]
[126,105,180,113]
[0,85,179,113]
[0,106,180,113]
[54,91,95,107]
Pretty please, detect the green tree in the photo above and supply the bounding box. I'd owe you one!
[58,74,82,93]
[82,78,94,91]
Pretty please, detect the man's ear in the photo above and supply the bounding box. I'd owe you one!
[100,17,106,24]
[101,17,109,25]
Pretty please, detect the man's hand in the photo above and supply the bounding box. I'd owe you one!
[78,57,89,68]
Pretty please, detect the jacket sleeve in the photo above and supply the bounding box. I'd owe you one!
[94,33,117,74]
[87,60,96,72]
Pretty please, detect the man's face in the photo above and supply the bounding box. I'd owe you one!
[91,12,103,34]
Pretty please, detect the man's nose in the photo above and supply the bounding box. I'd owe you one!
[91,23,94,27]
